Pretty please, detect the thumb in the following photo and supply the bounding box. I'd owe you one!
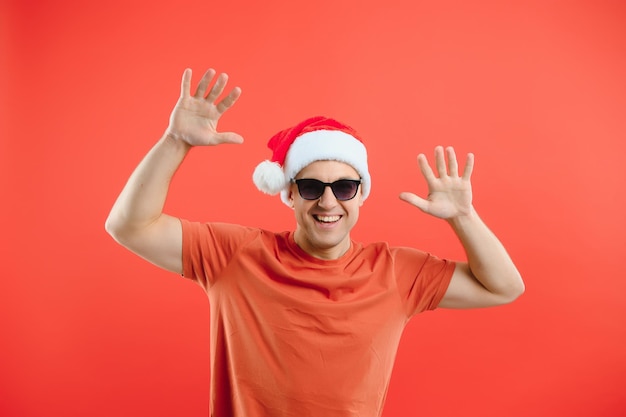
[215,131,244,145]
[399,192,429,213]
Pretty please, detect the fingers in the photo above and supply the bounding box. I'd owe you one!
[180,68,192,98]
[422,146,471,179]
[462,152,474,180]
[186,68,239,107]
[205,72,229,102]
[216,86,242,114]
[193,68,217,98]
[446,147,459,177]
[417,153,436,182]
[435,146,447,178]
[192,69,225,101]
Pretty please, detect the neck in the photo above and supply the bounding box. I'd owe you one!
[293,231,351,260]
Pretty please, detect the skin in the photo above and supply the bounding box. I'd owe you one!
[105,68,241,273]
[400,147,525,307]
[105,68,524,309]
[288,161,363,260]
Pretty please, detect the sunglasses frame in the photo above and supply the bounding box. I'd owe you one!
[292,178,362,201]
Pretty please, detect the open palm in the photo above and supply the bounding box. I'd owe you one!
[400,146,474,220]
[166,68,243,147]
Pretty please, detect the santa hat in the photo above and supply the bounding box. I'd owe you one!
[252,116,371,206]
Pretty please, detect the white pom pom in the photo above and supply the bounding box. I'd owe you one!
[252,160,288,195]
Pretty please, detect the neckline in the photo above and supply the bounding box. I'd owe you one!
[286,232,355,264]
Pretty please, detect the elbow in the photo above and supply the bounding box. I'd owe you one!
[104,212,129,243]
[501,273,526,304]
[105,211,156,248]
[516,277,526,298]
[513,270,526,298]
[104,216,120,242]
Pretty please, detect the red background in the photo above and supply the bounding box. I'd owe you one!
[2,0,625,416]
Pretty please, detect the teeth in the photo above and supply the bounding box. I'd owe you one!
[315,215,340,223]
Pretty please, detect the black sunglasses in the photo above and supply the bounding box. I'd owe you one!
[292,178,362,201]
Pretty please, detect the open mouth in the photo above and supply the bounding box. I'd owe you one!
[313,214,341,223]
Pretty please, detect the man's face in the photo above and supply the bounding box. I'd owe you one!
[288,160,364,260]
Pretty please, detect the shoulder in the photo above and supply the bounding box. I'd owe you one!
[182,219,289,248]
[182,219,265,237]
[353,241,455,279]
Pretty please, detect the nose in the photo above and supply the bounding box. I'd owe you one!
[317,185,338,208]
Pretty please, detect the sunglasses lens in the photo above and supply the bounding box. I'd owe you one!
[297,179,325,200]
[295,179,361,201]
[331,180,359,200]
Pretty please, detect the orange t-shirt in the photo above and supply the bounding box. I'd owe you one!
[181,220,455,417]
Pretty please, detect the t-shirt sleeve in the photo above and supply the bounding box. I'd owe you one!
[392,247,456,316]
[181,219,257,289]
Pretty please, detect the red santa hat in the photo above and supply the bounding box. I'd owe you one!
[252,116,371,206]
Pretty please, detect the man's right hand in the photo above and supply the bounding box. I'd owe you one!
[166,68,243,147]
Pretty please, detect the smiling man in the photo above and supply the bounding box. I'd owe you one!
[105,68,525,417]
[252,116,370,260]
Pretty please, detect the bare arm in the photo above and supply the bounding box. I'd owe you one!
[105,68,243,274]
[399,146,525,309]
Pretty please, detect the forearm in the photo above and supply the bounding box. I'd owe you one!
[448,208,525,300]
[105,133,191,238]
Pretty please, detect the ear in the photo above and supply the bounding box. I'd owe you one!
[287,188,296,208]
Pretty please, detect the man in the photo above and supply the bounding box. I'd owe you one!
[105,68,524,417]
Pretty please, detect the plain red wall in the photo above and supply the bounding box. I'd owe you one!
[2,0,625,416]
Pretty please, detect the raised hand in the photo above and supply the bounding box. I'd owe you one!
[399,146,474,220]
[166,68,243,147]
